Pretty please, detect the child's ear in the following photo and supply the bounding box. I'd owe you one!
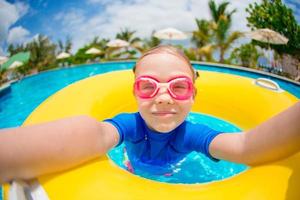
[193,87,197,99]
[132,86,136,98]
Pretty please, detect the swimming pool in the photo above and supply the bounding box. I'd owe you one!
[0,62,299,198]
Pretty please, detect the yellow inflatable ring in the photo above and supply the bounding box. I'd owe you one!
[4,70,300,200]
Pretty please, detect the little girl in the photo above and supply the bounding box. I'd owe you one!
[0,45,299,183]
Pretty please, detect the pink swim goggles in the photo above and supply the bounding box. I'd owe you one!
[134,75,195,100]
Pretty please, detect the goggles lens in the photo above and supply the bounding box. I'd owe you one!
[134,76,194,100]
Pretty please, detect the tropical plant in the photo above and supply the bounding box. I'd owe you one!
[192,19,213,47]
[192,0,242,63]
[89,36,109,50]
[140,33,161,53]
[229,43,262,68]
[72,37,109,64]
[0,67,7,84]
[7,44,26,56]
[191,19,215,61]
[57,36,72,53]
[26,35,57,72]
[246,0,300,57]
[116,28,141,45]
[184,48,198,61]
[208,0,242,63]
[114,28,141,59]
[6,35,57,75]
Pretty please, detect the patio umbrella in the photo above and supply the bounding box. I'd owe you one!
[1,52,30,70]
[85,47,102,55]
[246,28,289,53]
[154,27,187,40]
[8,61,23,70]
[0,56,8,65]
[106,39,129,48]
[56,52,71,59]
[247,28,288,45]
[246,28,289,67]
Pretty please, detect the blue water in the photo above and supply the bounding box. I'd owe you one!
[0,62,299,196]
[0,62,134,128]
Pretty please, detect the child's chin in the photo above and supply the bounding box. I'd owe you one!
[154,123,177,133]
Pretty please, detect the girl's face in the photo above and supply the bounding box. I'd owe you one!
[134,52,195,133]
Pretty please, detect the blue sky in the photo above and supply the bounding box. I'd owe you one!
[0,0,299,55]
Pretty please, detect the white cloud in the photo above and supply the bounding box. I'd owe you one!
[54,8,86,27]
[7,26,30,44]
[0,0,29,50]
[14,1,29,18]
[0,0,19,42]
[55,0,261,52]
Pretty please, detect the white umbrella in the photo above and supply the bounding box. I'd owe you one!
[246,28,289,45]
[106,39,129,48]
[8,61,23,70]
[0,56,8,65]
[246,28,289,66]
[154,27,187,40]
[56,52,71,59]
[85,47,102,55]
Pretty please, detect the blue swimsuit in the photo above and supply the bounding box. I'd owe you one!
[104,112,222,174]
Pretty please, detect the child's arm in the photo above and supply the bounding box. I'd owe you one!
[209,101,300,165]
[0,116,119,184]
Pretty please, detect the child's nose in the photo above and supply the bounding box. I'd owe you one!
[154,87,174,104]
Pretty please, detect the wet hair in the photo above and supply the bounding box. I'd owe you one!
[133,45,199,82]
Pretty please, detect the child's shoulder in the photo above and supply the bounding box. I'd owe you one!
[104,112,142,128]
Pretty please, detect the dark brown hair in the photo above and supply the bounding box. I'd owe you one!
[133,45,199,82]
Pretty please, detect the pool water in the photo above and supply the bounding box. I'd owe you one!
[0,62,299,197]
[0,62,134,128]
[108,112,247,184]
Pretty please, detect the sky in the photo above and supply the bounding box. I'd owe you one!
[0,0,299,55]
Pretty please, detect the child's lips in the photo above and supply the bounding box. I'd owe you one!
[152,111,177,117]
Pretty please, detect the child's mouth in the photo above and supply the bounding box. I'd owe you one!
[152,111,176,117]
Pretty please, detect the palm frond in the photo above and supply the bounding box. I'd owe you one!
[223,31,243,50]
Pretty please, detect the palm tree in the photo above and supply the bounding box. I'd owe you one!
[87,37,108,61]
[57,36,72,54]
[140,31,161,53]
[72,37,109,64]
[192,19,213,47]
[191,19,215,61]
[114,28,141,59]
[209,0,235,23]
[7,43,26,56]
[26,34,57,72]
[208,0,242,63]
[116,28,141,45]
[88,36,109,49]
[6,35,57,75]
[229,43,262,68]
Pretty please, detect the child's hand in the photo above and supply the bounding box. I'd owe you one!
[0,116,119,183]
[209,101,300,165]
